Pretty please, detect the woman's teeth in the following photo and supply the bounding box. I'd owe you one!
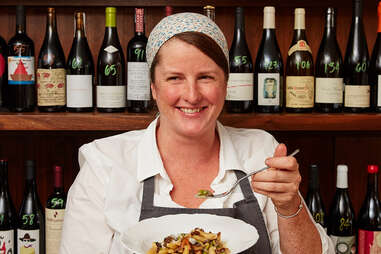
[180,108,202,113]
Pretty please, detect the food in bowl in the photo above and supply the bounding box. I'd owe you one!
[146,227,230,254]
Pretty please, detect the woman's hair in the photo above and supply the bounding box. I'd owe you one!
[150,31,229,82]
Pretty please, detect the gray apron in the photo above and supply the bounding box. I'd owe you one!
[139,170,272,254]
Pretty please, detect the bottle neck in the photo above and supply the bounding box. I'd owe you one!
[0,167,9,192]
[233,8,246,43]
[292,29,307,43]
[16,24,25,34]
[16,6,26,34]
[367,172,379,197]
[378,6,381,33]
[134,8,145,36]
[324,12,337,38]
[104,11,119,43]
[75,15,86,39]
[25,179,37,195]
[263,9,275,29]
[353,0,363,19]
[45,11,58,39]
[336,170,348,189]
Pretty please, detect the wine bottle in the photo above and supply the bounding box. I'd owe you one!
[344,0,370,112]
[285,8,314,113]
[328,165,356,254]
[370,2,381,112]
[305,164,327,229]
[17,160,45,254]
[66,11,94,112]
[0,35,7,108]
[97,7,126,113]
[226,7,253,113]
[0,160,17,253]
[315,8,344,113]
[357,165,381,253]
[37,7,66,112]
[127,8,151,113]
[46,165,66,254]
[254,6,283,113]
[203,5,215,21]
[7,5,35,112]
[165,6,173,16]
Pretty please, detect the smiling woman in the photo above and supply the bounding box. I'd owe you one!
[60,12,334,254]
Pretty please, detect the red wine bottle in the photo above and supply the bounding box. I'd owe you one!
[37,7,66,112]
[66,12,94,112]
[97,7,126,113]
[0,160,17,253]
[328,165,356,254]
[17,160,45,254]
[46,165,66,254]
[254,6,283,113]
[165,6,173,16]
[226,7,253,113]
[315,8,344,113]
[203,5,215,21]
[127,8,151,113]
[344,0,370,112]
[370,2,381,112]
[357,165,381,253]
[285,8,314,113]
[7,5,35,112]
[305,164,327,229]
[0,35,7,108]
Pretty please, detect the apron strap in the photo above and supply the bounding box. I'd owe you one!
[141,176,155,210]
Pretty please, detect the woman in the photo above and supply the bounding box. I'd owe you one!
[60,13,334,253]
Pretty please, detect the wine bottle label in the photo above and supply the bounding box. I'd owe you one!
[226,73,253,101]
[286,76,314,108]
[8,56,35,85]
[315,78,344,103]
[377,75,381,107]
[46,208,65,254]
[330,235,356,254]
[96,85,126,108]
[0,229,14,253]
[358,229,381,254]
[66,75,93,108]
[344,85,370,108]
[257,73,280,106]
[127,62,150,101]
[37,68,66,106]
[288,40,312,56]
[17,229,40,254]
[104,45,118,54]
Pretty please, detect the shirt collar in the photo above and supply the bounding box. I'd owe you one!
[136,118,247,182]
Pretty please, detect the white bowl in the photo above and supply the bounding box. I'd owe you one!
[121,213,258,254]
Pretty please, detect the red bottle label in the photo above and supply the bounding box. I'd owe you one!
[358,229,381,254]
[0,54,5,77]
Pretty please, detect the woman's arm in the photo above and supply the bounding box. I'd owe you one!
[252,143,330,254]
[59,160,114,254]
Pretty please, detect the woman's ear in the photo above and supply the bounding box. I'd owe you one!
[151,82,157,100]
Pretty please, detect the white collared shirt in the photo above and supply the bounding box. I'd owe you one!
[59,118,334,254]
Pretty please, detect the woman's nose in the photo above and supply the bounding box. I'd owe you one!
[184,79,202,103]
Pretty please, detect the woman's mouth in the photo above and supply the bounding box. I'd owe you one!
[178,107,207,114]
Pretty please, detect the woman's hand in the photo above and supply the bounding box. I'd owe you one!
[251,143,302,216]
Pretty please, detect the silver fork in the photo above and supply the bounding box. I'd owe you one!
[196,149,300,199]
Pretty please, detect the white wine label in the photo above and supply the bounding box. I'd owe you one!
[226,73,253,101]
[315,78,344,103]
[258,73,280,106]
[66,75,93,108]
[378,75,381,107]
[330,235,356,254]
[8,56,35,85]
[46,208,65,254]
[288,40,312,56]
[17,229,40,254]
[96,85,126,108]
[104,45,119,54]
[344,85,370,108]
[0,229,14,254]
[127,62,150,101]
[37,68,66,106]
[358,230,381,254]
[286,76,314,108]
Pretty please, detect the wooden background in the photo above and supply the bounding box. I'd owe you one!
[0,0,380,218]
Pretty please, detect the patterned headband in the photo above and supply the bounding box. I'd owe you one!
[146,12,229,69]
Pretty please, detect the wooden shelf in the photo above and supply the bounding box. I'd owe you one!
[1,111,381,131]
[1,0,371,7]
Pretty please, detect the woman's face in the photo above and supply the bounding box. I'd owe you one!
[151,38,227,138]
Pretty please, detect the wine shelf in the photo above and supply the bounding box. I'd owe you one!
[0,0,373,7]
[1,111,381,131]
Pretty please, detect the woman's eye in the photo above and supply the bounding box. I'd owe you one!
[167,76,180,81]
[199,75,214,80]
